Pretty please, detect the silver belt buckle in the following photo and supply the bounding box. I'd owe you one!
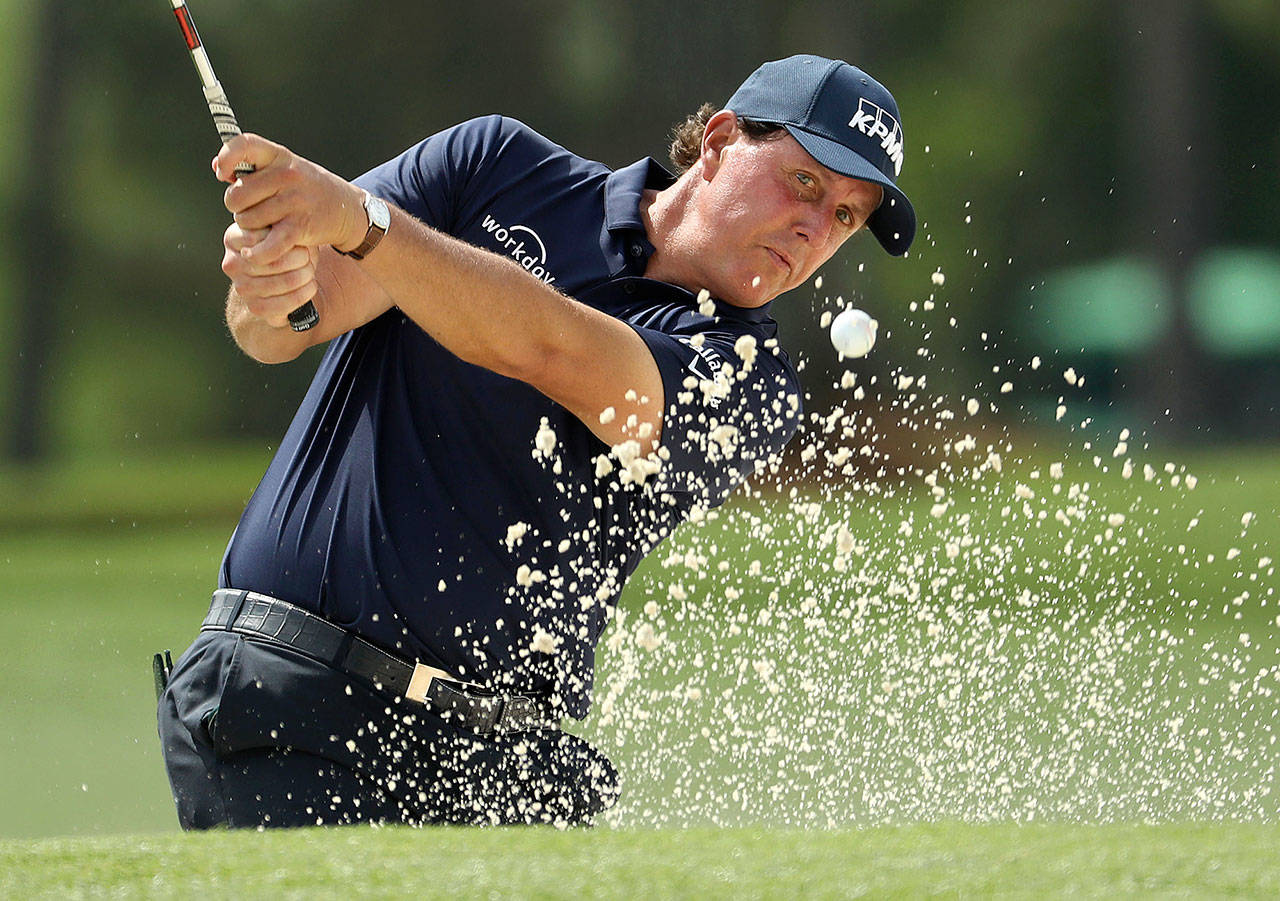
[405,663,453,704]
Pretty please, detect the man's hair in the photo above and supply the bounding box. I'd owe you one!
[668,103,788,173]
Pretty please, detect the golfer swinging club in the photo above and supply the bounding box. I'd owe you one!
[156,54,915,829]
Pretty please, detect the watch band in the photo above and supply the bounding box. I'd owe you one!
[337,191,389,260]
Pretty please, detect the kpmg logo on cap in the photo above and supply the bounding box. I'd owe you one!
[849,99,904,177]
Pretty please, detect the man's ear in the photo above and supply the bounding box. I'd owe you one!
[699,110,741,180]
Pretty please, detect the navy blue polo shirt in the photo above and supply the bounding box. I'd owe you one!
[220,116,802,718]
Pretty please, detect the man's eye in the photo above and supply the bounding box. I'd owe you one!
[837,209,854,226]
[795,172,814,186]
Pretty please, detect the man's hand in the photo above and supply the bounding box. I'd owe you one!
[221,223,320,330]
[215,134,395,359]
[213,133,366,265]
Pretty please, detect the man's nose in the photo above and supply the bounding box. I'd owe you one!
[795,207,833,246]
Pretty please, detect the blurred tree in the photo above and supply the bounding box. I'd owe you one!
[1123,0,1213,437]
[6,1,73,462]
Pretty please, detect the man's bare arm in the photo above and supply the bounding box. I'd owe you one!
[355,207,664,450]
[222,236,393,364]
[215,134,663,451]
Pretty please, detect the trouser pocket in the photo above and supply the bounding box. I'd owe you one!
[201,636,365,764]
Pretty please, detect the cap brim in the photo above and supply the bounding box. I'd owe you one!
[784,125,917,257]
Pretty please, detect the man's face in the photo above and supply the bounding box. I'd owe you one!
[682,123,884,308]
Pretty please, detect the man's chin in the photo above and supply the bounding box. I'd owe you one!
[690,270,782,309]
[720,285,780,309]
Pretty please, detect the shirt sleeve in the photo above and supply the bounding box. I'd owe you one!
[352,115,513,233]
[630,324,803,508]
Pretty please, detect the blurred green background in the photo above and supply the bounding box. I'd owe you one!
[1,0,1278,838]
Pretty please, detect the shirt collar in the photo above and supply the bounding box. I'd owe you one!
[604,158,674,232]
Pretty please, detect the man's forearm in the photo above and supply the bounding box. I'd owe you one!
[357,208,571,382]
[354,206,664,449]
[225,287,314,364]
[221,204,561,372]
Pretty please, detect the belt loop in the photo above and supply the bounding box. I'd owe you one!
[226,589,252,629]
[333,629,356,672]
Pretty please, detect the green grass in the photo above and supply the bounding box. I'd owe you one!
[0,446,275,836]
[0,445,271,531]
[0,521,236,837]
[3,823,1279,898]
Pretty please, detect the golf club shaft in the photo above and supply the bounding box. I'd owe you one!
[169,0,319,331]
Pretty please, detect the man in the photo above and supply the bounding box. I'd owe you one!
[156,54,915,829]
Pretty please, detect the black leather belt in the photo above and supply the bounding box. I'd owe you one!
[202,589,558,735]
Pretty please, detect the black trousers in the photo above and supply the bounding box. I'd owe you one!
[156,631,619,829]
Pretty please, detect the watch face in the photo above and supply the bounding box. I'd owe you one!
[368,195,391,231]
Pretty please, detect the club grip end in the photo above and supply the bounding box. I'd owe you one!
[288,302,320,332]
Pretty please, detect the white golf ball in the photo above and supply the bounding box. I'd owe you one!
[829,308,877,358]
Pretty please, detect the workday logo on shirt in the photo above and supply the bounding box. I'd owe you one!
[479,214,556,285]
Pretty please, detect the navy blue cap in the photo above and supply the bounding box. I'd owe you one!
[726,54,916,256]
